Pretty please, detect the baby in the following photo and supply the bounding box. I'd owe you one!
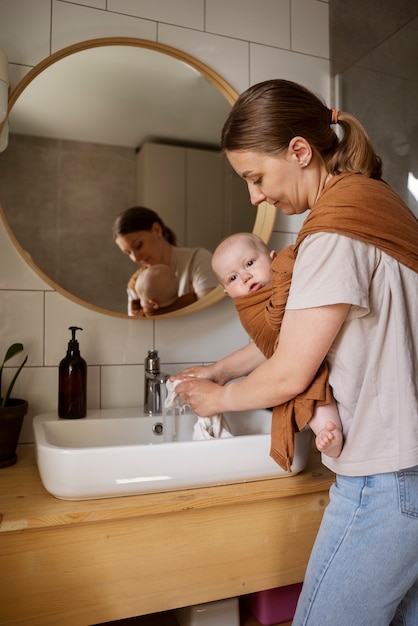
[212,232,344,458]
[134,264,196,316]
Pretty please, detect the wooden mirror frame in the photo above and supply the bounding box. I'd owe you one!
[0,37,276,318]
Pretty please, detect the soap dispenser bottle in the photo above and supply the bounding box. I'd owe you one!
[58,326,87,419]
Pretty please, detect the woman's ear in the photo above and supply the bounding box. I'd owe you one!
[289,136,312,167]
[152,222,163,236]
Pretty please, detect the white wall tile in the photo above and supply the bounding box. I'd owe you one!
[13,365,58,443]
[100,361,205,410]
[0,291,44,365]
[68,0,106,7]
[51,0,157,52]
[101,364,143,408]
[250,43,331,102]
[8,63,32,91]
[155,298,249,363]
[158,23,250,94]
[87,364,101,410]
[15,363,100,442]
[291,0,329,58]
[108,0,204,30]
[44,292,154,366]
[0,0,51,66]
[206,0,290,49]
[159,361,198,376]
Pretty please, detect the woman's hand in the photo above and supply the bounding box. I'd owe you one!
[174,377,225,417]
[171,363,220,383]
[171,342,266,388]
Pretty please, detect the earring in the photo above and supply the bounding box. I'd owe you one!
[302,161,308,168]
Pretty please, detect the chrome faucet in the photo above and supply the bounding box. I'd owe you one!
[144,349,169,415]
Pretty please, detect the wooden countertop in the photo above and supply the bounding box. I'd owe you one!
[0,445,335,625]
[0,444,334,533]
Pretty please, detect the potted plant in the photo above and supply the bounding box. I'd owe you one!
[0,343,28,468]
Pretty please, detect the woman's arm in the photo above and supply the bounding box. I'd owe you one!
[173,342,265,386]
[175,302,350,416]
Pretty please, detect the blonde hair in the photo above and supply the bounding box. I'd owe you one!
[212,232,271,282]
[221,79,382,179]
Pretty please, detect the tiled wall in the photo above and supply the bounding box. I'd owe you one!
[0,135,137,314]
[330,0,418,215]
[0,0,330,443]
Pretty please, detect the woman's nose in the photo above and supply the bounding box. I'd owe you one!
[132,251,143,263]
[248,186,266,206]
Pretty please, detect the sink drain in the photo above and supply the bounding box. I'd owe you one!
[152,422,164,435]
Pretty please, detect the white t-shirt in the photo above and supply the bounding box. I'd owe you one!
[127,246,217,313]
[287,232,418,476]
[169,246,217,297]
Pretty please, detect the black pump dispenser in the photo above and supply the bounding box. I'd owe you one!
[58,326,87,419]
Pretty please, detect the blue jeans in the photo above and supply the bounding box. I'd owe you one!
[293,467,418,626]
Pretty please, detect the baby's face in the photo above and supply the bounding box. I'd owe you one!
[214,241,273,299]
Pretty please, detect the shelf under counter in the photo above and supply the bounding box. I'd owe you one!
[0,444,334,626]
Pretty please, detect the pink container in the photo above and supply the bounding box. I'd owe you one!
[244,582,303,625]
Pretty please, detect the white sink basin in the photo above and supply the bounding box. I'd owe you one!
[33,407,313,500]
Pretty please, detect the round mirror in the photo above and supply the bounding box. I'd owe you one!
[0,38,275,317]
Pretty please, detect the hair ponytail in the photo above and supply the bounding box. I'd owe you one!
[222,79,383,181]
[327,112,382,179]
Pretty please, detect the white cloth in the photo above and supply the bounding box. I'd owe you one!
[169,247,218,297]
[165,379,233,440]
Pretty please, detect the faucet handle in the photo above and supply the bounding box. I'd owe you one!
[145,349,160,374]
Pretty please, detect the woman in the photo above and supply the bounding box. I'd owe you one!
[173,80,418,625]
[113,206,217,316]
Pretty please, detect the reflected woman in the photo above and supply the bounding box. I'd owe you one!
[113,206,218,316]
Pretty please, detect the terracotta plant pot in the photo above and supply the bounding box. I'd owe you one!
[0,398,28,468]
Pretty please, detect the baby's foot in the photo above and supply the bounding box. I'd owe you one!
[315,421,343,458]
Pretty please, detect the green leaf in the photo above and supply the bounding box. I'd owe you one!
[1,355,28,408]
[0,344,27,409]
[2,343,24,366]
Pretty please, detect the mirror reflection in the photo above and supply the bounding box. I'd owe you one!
[0,39,268,316]
[113,206,219,317]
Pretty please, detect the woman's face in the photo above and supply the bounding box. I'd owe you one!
[226,147,312,215]
[115,222,166,265]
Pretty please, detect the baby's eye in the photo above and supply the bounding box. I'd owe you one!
[228,274,238,283]
[246,259,255,268]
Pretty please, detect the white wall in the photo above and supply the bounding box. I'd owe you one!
[0,0,331,443]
